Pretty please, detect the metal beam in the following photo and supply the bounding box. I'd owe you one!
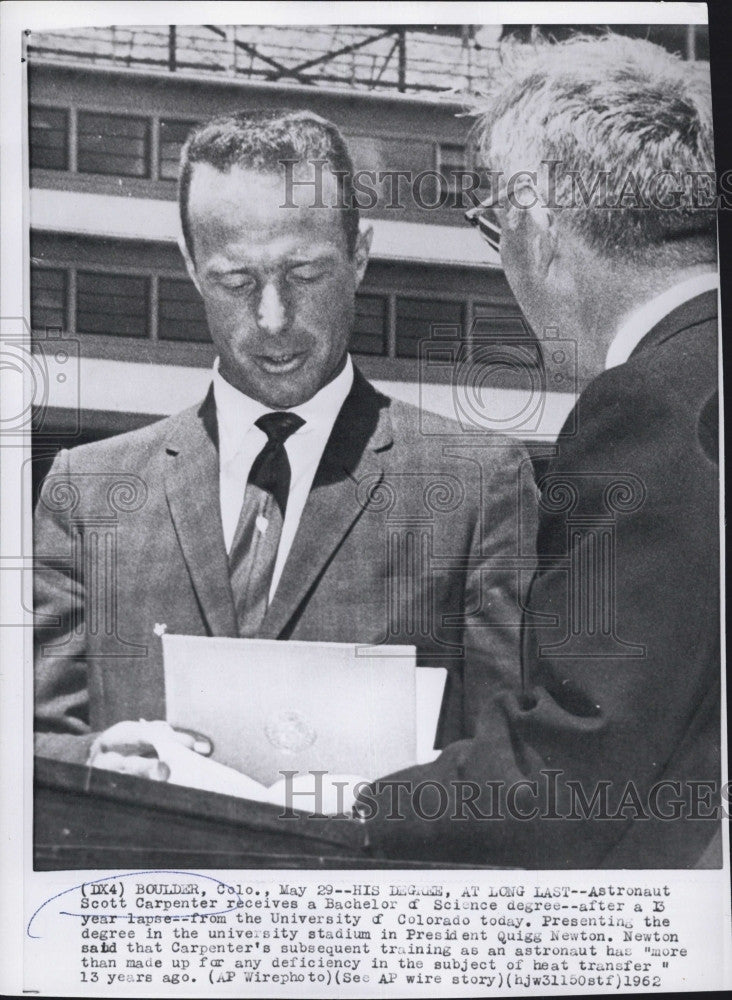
[203,25,311,82]
[168,25,176,72]
[371,36,400,88]
[398,28,406,93]
[272,28,396,78]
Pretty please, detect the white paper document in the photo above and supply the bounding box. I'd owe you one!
[162,634,446,791]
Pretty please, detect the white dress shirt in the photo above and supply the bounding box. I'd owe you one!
[213,355,354,598]
[605,270,718,371]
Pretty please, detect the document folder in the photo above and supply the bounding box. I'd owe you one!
[163,635,421,786]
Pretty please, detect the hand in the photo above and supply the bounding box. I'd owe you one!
[90,721,271,801]
[88,720,212,781]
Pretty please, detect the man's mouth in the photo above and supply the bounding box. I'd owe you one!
[257,352,306,374]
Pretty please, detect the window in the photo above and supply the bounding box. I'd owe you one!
[77,112,150,178]
[395,297,463,358]
[76,271,149,338]
[470,302,543,387]
[472,302,535,338]
[29,107,191,180]
[352,293,387,355]
[29,106,68,171]
[159,119,195,181]
[30,267,66,330]
[471,302,542,362]
[158,277,209,342]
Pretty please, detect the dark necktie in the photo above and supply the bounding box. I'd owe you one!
[229,411,305,637]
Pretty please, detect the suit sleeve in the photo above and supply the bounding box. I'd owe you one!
[459,439,539,737]
[34,449,95,764]
[360,369,720,867]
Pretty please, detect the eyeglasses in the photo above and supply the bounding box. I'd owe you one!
[465,195,502,254]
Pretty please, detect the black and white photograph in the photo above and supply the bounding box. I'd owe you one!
[1,1,729,996]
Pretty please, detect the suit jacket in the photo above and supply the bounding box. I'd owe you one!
[362,291,721,868]
[34,367,538,765]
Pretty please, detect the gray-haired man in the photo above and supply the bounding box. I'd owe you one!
[361,35,721,869]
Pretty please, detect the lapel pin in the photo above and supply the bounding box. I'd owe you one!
[153,623,168,636]
[256,514,269,535]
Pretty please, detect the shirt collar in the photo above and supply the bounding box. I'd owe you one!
[213,354,354,459]
[605,270,719,371]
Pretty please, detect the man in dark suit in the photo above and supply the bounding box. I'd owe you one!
[360,35,721,868]
[34,110,537,781]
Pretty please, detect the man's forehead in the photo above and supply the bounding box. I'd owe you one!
[187,161,342,213]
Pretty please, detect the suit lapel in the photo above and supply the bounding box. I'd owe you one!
[258,370,394,639]
[163,389,238,637]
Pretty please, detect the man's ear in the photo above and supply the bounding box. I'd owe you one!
[526,202,558,277]
[178,235,202,294]
[353,224,373,287]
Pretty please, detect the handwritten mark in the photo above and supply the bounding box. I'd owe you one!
[27,870,244,940]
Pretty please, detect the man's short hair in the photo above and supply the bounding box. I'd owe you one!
[179,109,360,260]
[474,34,716,262]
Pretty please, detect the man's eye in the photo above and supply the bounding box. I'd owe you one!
[289,265,327,282]
[218,274,255,291]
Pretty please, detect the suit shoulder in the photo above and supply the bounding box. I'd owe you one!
[575,319,716,437]
[592,312,716,407]
[386,395,462,436]
[385,394,531,464]
[556,335,717,482]
[60,405,198,472]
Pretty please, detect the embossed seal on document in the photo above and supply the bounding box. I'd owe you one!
[264,710,317,753]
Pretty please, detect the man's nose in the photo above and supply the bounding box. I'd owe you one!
[257,281,287,336]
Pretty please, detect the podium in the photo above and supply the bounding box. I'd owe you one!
[33,757,476,870]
